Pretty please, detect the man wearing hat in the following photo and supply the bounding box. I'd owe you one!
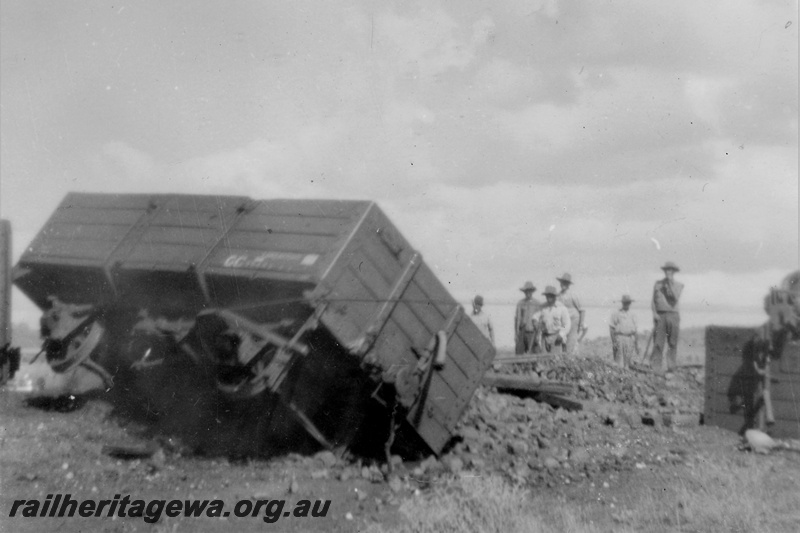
[514,281,541,354]
[537,286,571,353]
[556,273,585,356]
[609,295,637,368]
[471,295,495,345]
[650,261,684,372]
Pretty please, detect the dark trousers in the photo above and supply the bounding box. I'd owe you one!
[515,330,538,354]
[652,312,680,371]
[541,333,564,354]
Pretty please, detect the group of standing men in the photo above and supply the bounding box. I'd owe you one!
[608,261,684,372]
[513,273,585,356]
[471,262,684,373]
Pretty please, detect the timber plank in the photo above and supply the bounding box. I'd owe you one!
[483,372,573,396]
[534,392,584,411]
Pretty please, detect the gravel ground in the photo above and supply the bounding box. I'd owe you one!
[1,343,792,533]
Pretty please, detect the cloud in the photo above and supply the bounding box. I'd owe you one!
[496,103,581,151]
[682,268,793,307]
[377,144,796,294]
[100,141,156,181]
[470,59,538,104]
[674,141,798,250]
[2,0,796,337]
[375,8,491,80]
[119,123,791,290]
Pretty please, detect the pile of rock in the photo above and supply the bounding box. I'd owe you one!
[394,355,705,489]
[496,355,704,412]
[426,383,694,489]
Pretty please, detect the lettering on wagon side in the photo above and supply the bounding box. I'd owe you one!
[223,252,320,270]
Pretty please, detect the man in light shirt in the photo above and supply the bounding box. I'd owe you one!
[556,273,585,356]
[471,295,494,345]
[609,294,637,369]
[536,286,571,354]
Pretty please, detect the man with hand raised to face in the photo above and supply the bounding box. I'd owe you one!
[650,261,684,373]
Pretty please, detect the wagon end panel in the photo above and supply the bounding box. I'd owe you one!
[316,202,416,350]
[13,193,154,308]
[400,263,495,453]
[316,204,495,453]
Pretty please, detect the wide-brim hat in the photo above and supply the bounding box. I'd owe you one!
[661,261,680,272]
[520,281,536,292]
[543,285,558,296]
[621,294,634,303]
[556,273,573,284]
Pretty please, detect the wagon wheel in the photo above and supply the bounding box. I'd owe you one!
[47,321,113,387]
[48,321,105,373]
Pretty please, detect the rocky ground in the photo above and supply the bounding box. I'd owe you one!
[1,336,798,532]
[421,349,706,493]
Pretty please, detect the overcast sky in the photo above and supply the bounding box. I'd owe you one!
[1,1,797,341]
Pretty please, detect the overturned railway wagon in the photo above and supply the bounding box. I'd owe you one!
[14,193,495,457]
